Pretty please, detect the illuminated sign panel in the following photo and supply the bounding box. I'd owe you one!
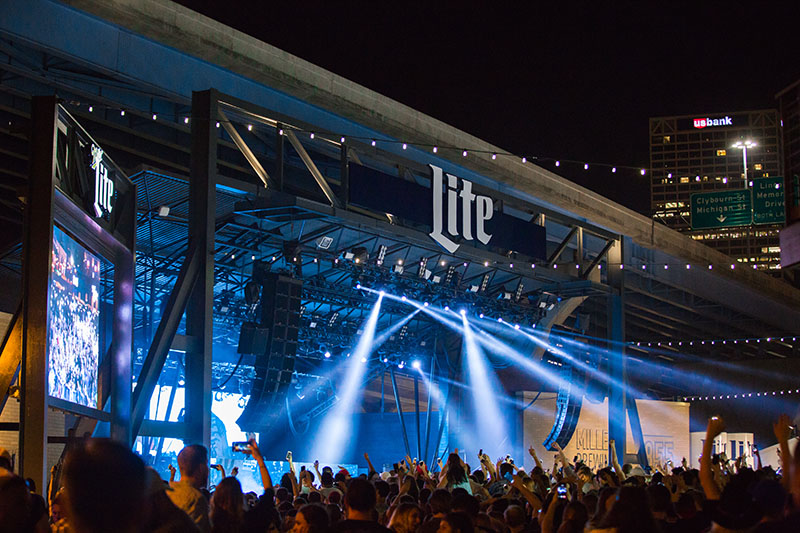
[90,144,114,218]
[348,163,546,259]
[429,165,493,253]
[693,116,733,129]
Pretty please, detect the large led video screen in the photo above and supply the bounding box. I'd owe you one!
[47,226,102,409]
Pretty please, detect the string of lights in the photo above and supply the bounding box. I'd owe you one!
[223,248,778,277]
[62,99,651,175]
[217,250,796,348]
[684,389,800,402]
[633,336,797,348]
[71,99,791,349]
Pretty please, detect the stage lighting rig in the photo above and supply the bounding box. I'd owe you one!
[351,247,369,263]
[418,257,429,278]
[514,280,525,302]
[444,264,457,285]
[327,312,339,326]
[377,245,387,266]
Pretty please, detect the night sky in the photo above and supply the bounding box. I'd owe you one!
[176,1,800,213]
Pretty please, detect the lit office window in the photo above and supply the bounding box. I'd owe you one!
[716,149,727,156]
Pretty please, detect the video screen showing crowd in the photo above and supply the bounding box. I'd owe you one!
[46,226,102,409]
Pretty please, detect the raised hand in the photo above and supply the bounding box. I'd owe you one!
[773,414,793,443]
[286,451,293,462]
[245,438,263,460]
[528,446,537,457]
[706,417,726,440]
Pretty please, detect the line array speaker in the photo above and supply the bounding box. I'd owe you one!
[237,273,302,433]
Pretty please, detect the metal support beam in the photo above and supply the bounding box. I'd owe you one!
[284,129,342,208]
[218,108,271,188]
[606,238,626,463]
[414,376,421,459]
[0,303,21,415]
[581,240,615,279]
[341,144,349,208]
[423,354,435,463]
[432,382,451,465]
[184,89,217,447]
[20,96,57,489]
[547,227,579,266]
[626,394,649,471]
[390,368,411,457]
[131,244,199,438]
[276,123,284,190]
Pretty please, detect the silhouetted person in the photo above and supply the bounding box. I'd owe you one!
[61,439,147,533]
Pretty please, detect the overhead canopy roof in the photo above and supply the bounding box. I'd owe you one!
[0,0,798,400]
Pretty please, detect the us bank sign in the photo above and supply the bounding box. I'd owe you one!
[693,115,733,129]
[429,165,493,253]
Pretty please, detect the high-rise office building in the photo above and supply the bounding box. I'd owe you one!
[776,80,800,272]
[649,109,782,271]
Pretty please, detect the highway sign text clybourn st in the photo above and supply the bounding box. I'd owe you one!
[691,190,752,229]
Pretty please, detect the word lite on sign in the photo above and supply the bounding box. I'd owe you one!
[429,165,493,253]
[91,144,114,217]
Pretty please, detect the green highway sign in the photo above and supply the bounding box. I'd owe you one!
[691,189,752,230]
[752,177,785,225]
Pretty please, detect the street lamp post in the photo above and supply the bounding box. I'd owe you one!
[732,140,756,186]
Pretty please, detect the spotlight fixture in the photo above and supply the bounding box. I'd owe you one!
[444,265,457,285]
[418,257,429,278]
[480,273,491,292]
[412,360,421,370]
[328,312,339,327]
[514,280,525,301]
[351,247,369,263]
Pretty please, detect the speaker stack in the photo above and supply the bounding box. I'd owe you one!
[236,273,303,433]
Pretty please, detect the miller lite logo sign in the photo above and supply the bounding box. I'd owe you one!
[693,116,733,129]
[429,164,493,253]
[90,144,114,218]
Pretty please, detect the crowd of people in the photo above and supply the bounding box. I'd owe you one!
[2,414,800,533]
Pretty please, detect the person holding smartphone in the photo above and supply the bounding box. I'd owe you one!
[437,453,472,495]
